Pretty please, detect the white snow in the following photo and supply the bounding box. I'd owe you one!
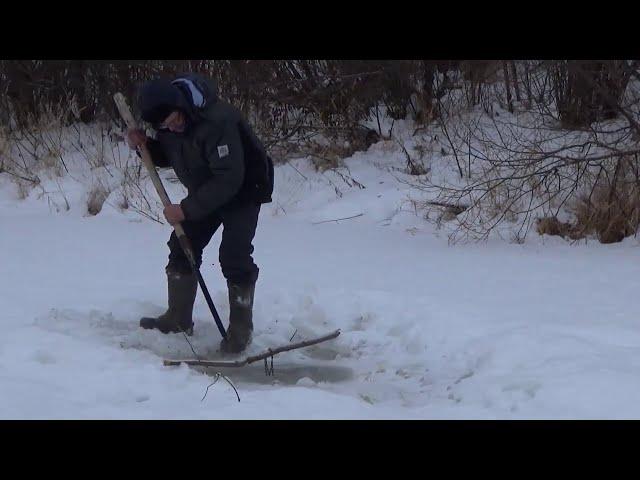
[2,124,640,419]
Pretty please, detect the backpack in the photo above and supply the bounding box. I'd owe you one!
[237,121,274,205]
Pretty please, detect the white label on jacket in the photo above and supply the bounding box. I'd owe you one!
[217,145,230,158]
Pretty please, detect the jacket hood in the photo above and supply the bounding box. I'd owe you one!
[138,74,218,125]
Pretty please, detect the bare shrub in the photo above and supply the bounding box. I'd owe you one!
[413,61,640,244]
[535,216,579,239]
[117,191,130,211]
[14,177,32,200]
[0,127,7,158]
[395,137,429,176]
[535,161,640,244]
[86,181,111,216]
[569,160,640,243]
[5,59,640,244]
[551,60,634,129]
[118,161,164,224]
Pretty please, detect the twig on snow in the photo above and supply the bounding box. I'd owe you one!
[312,213,364,225]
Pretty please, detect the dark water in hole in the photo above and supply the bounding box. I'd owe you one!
[191,362,354,385]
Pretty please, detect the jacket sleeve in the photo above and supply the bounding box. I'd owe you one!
[180,121,245,220]
[136,137,171,168]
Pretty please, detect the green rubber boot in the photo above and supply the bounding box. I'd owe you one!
[140,269,197,335]
[220,281,255,354]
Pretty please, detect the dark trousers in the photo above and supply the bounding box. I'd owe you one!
[167,201,260,285]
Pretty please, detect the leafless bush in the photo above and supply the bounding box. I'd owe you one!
[86,181,111,216]
[0,60,456,157]
[414,61,640,244]
[570,157,640,243]
[118,163,165,224]
[535,158,640,243]
[394,136,429,176]
[5,59,640,244]
[535,216,578,239]
[0,97,161,221]
[551,61,635,129]
[13,177,33,200]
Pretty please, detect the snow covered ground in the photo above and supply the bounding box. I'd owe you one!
[2,133,640,419]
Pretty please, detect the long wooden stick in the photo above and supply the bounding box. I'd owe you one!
[163,329,341,367]
[113,92,227,340]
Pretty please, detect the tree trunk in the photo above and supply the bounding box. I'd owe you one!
[524,61,533,108]
[510,61,521,102]
[503,61,514,113]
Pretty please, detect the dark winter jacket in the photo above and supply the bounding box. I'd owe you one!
[139,74,270,221]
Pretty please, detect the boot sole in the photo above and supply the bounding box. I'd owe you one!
[140,318,193,336]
